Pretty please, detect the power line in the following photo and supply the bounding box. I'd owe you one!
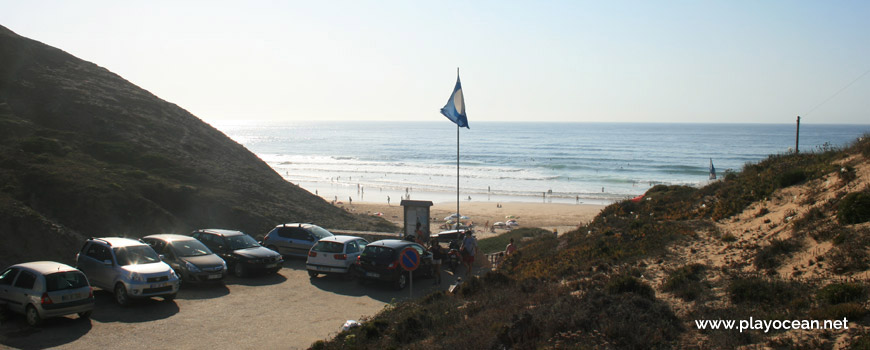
[804,67,870,118]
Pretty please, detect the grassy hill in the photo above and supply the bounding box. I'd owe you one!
[0,25,395,267]
[315,137,870,349]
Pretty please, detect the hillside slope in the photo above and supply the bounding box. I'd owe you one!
[315,137,870,349]
[0,25,394,267]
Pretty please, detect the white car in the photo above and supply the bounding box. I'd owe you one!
[0,261,95,326]
[306,236,368,278]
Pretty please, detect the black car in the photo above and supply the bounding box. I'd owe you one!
[355,239,434,290]
[191,229,283,277]
[142,234,227,284]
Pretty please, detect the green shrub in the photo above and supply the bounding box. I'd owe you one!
[809,302,867,321]
[606,274,655,300]
[663,264,707,301]
[754,238,801,269]
[837,192,870,225]
[817,282,866,304]
[777,169,807,188]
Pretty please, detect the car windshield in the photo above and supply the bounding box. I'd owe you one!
[308,226,334,239]
[226,234,259,250]
[45,271,89,292]
[361,246,394,260]
[114,246,161,266]
[313,241,344,253]
[170,240,212,257]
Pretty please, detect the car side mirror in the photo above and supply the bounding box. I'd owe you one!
[102,260,112,266]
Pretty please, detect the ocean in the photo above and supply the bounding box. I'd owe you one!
[213,121,869,205]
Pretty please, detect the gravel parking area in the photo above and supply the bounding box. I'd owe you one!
[0,259,459,349]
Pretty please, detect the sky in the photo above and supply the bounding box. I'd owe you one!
[2,1,868,124]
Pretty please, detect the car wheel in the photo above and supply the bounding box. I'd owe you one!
[308,270,318,278]
[345,266,357,281]
[233,263,246,277]
[394,273,407,290]
[163,293,177,302]
[25,305,42,327]
[114,283,130,306]
[78,310,92,319]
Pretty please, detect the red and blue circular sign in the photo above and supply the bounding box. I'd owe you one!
[399,247,420,272]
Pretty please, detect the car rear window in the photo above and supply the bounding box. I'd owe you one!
[46,271,89,291]
[361,246,395,261]
[313,241,344,253]
[308,226,334,239]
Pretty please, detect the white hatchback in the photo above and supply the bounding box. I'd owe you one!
[306,236,368,278]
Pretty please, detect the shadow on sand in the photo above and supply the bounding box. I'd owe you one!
[0,312,92,349]
[89,290,179,323]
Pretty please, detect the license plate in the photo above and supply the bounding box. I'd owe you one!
[61,293,82,301]
[151,282,167,289]
[208,274,222,279]
[266,263,278,268]
[366,272,379,278]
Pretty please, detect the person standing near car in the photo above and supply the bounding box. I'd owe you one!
[428,238,444,285]
[460,230,477,277]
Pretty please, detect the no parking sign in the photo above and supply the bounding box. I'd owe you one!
[399,247,420,272]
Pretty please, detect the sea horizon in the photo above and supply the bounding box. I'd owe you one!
[213,120,870,206]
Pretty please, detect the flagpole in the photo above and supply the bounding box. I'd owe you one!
[457,124,460,229]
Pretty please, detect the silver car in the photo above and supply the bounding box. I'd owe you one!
[0,261,95,326]
[75,237,180,306]
[262,223,335,258]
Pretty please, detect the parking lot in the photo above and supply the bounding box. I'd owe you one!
[0,258,459,349]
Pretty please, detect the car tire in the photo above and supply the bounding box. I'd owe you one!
[25,305,42,327]
[345,266,357,281]
[78,310,92,319]
[308,270,318,278]
[394,273,407,290]
[233,263,246,278]
[114,283,130,306]
[163,293,176,302]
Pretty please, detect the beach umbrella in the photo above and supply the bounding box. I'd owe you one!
[460,215,471,220]
[505,215,517,219]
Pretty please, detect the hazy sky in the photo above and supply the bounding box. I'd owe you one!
[2,1,868,124]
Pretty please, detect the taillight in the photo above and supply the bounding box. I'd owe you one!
[334,254,347,260]
[309,251,317,257]
[40,292,53,305]
[387,261,397,269]
[355,256,361,265]
[264,233,271,241]
[88,287,94,298]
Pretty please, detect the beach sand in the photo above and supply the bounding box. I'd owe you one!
[347,201,605,239]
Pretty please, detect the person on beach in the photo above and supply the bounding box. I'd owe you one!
[505,238,517,256]
[387,196,390,206]
[428,238,444,285]
[460,230,477,277]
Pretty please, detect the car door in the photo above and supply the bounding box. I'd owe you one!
[0,267,22,313]
[79,243,114,289]
[287,227,315,256]
[8,270,38,314]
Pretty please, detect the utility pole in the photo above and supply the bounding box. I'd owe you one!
[795,116,801,153]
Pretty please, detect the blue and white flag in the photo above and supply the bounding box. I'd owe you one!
[440,71,469,128]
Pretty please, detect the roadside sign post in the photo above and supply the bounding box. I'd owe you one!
[399,247,420,298]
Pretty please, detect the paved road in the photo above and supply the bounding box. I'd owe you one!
[0,259,458,350]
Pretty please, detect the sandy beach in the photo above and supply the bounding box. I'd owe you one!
[345,201,605,239]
